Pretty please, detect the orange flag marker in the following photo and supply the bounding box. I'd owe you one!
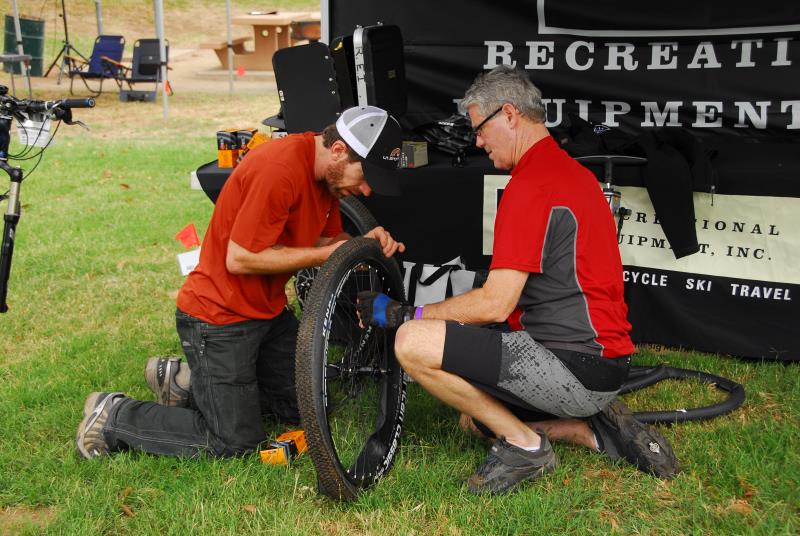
[175,223,200,249]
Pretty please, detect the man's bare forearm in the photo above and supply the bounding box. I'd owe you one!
[419,268,529,325]
[226,239,344,275]
[421,287,510,325]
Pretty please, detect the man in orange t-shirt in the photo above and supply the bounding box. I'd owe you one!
[77,106,406,459]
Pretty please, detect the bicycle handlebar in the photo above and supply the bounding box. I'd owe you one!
[60,98,96,109]
[22,97,96,114]
[0,85,96,118]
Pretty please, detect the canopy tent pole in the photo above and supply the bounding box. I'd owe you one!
[320,0,330,44]
[153,0,168,118]
[10,0,32,97]
[95,0,104,35]
[226,0,234,95]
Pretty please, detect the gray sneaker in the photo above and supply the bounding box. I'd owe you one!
[144,357,191,407]
[467,430,557,495]
[76,392,125,459]
[589,398,680,479]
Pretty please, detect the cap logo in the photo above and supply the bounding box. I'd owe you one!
[383,147,400,162]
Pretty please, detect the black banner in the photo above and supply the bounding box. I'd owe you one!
[331,1,800,360]
[331,1,800,140]
[623,266,797,361]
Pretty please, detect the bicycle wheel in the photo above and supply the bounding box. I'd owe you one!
[296,237,407,500]
[294,196,379,308]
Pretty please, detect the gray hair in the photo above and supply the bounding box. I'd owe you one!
[461,65,546,123]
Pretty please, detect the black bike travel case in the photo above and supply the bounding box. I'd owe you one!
[330,34,357,109]
[266,24,407,132]
[335,24,407,117]
[271,42,341,133]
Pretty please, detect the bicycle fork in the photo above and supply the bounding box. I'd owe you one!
[0,115,22,313]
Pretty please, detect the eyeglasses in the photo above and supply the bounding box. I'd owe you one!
[472,106,503,136]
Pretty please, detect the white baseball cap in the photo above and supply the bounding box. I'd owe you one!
[335,106,403,196]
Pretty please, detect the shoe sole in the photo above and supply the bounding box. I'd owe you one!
[144,358,167,405]
[76,413,96,459]
[76,392,117,459]
[82,392,101,418]
[604,400,679,478]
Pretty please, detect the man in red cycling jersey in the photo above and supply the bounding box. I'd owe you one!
[358,66,678,494]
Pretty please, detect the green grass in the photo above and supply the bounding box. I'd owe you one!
[0,134,797,535]
[0,98,798,534]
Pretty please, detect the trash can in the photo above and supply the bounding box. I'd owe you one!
[4,15,45,76]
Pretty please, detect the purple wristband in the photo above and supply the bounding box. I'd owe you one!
[414,306,424,320]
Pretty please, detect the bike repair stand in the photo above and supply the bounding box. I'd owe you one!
[575,154,646,238]
[574,153,745,424]
[44,0,88,84]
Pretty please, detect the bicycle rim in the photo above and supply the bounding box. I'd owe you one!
[296,237,406,500]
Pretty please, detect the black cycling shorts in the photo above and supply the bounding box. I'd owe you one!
[441,321,630,419]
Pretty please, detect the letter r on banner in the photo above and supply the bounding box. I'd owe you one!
[484,41,516,68]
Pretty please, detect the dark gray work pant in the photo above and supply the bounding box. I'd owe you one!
[103,308,299,457]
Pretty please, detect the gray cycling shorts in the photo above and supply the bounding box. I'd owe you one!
[441,322,622,419]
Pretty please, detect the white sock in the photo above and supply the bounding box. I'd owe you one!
[519,443,541,452]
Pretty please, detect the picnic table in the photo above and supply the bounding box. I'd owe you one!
[230,11,321,71]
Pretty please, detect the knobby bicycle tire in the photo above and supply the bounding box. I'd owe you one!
[296,237,407,500]
[294,196,379,309]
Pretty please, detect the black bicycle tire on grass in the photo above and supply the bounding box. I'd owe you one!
[296,237,407,500]
[294,196,380,309]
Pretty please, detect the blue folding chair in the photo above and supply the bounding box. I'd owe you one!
[66,35,125,96]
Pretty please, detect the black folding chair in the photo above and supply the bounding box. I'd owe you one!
[111,39,172,102]
[66,35,125,96]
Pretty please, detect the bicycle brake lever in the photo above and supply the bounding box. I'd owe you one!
[67,119,90,131]
[54,105,88,130]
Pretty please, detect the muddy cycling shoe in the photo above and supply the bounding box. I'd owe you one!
[144,357,191,407]
[589,398,680,479]
[467,431,557,495]
[76,392,126,459]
